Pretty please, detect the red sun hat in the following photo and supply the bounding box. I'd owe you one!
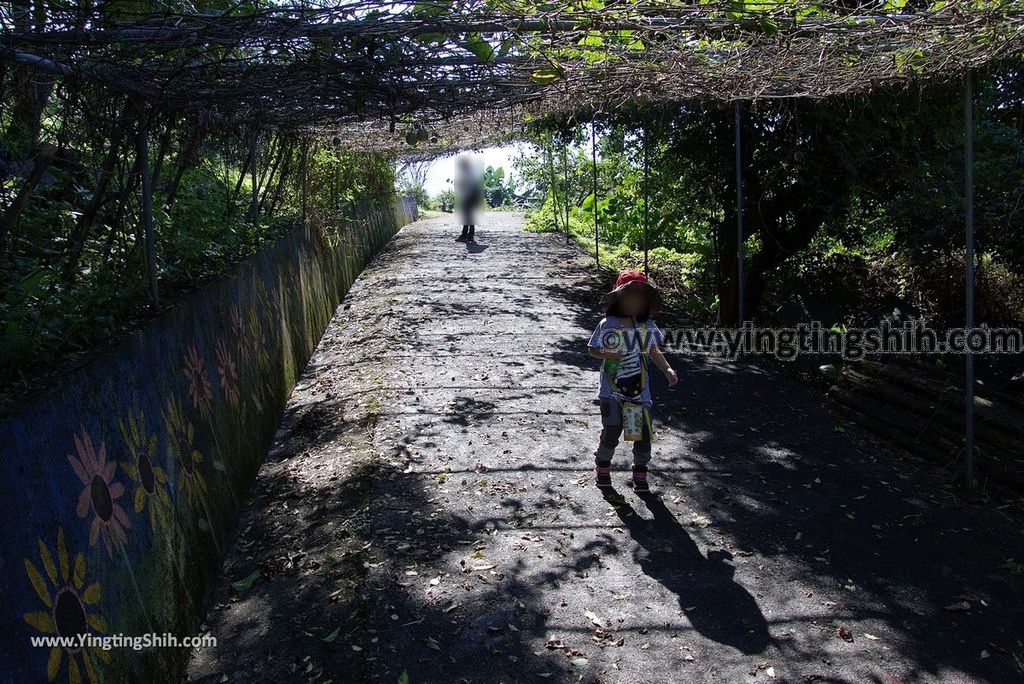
[601,270,663,317]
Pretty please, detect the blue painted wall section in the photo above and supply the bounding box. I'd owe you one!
[0,197,417,683]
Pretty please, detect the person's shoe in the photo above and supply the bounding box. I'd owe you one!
[455,234,467,242]
[629,466,650,493]
[595,462,612,488]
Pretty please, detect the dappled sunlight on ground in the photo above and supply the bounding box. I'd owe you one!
[188,212,1024,683]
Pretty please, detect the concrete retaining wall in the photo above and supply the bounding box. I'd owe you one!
[0,196,417,683]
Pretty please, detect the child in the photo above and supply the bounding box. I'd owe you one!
[587,271,677,492]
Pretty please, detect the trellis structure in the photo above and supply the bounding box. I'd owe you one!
[4,0,1018,486]
[3,1,1022,147]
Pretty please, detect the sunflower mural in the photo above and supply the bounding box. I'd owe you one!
[267,277,284,326]
[246,305,271,378]
[162,394,208,512]
[182,342,213,421]
[23,527,110,683]
[214,338,241,409]
[118,409,172,534]
[283,257,299,292]
[67,427,130,559]
[230,302,247,366]
[254,276,280,348]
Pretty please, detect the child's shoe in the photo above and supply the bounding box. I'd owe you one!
[595,461,612,488]
[629,465,650,493]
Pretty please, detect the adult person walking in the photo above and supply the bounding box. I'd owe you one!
[454,155,483,242]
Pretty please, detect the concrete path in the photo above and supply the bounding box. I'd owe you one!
[187,212,1024,684]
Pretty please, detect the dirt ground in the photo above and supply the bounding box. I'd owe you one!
[186,212,1024,684]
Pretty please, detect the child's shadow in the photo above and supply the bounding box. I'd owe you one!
[604,489,770,654]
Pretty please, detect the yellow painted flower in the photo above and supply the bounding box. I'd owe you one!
[162,395,208,511]
[118,410,171,533]
[67,427,130,559]
[183,342,213,421]
[23,527,110,683]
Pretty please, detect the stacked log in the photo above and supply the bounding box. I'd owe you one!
[826,358,1024,488]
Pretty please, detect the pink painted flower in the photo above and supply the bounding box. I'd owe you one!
[183,342,213,420]
[67,427,130,558]
[230,304,246,362]
[215,338,240,409]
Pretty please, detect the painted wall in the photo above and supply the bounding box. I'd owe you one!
[0,196,417,683]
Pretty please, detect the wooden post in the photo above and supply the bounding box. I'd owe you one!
[136,112,159,308]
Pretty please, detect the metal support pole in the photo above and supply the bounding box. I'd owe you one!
[547,135,558,232]
[735,101,745,326]
[136,114,159,308]
[592,120,599,266]
[300,138,309,228]
[642,123,650,274]
[250,133,259,227]
[964,72,976,490]
[563,143,570,244]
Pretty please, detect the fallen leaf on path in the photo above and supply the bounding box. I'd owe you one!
[230,570,261,592]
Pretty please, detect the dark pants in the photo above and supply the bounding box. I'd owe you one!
[594,398,652,467]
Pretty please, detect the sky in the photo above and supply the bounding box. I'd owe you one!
[419,143,533,196]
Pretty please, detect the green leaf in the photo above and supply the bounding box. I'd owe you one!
[530,66,564,84]
[415,32,446,45]
[322,626,340,642]
[464,34,495,62]
[230,569,261,592]
[397,671,410,684]
[19,269,45,296]
[412,3,445,17]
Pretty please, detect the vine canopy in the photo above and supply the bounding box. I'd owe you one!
[2,1,1023,155]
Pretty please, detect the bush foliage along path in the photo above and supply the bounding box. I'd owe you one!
[186,212,1023,683]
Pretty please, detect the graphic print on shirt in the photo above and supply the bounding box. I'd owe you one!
[611,326,645,400]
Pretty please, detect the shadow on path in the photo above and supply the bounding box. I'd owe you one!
[604,488,771,655]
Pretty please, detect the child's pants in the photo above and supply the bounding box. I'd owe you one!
[594,398,652,466]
